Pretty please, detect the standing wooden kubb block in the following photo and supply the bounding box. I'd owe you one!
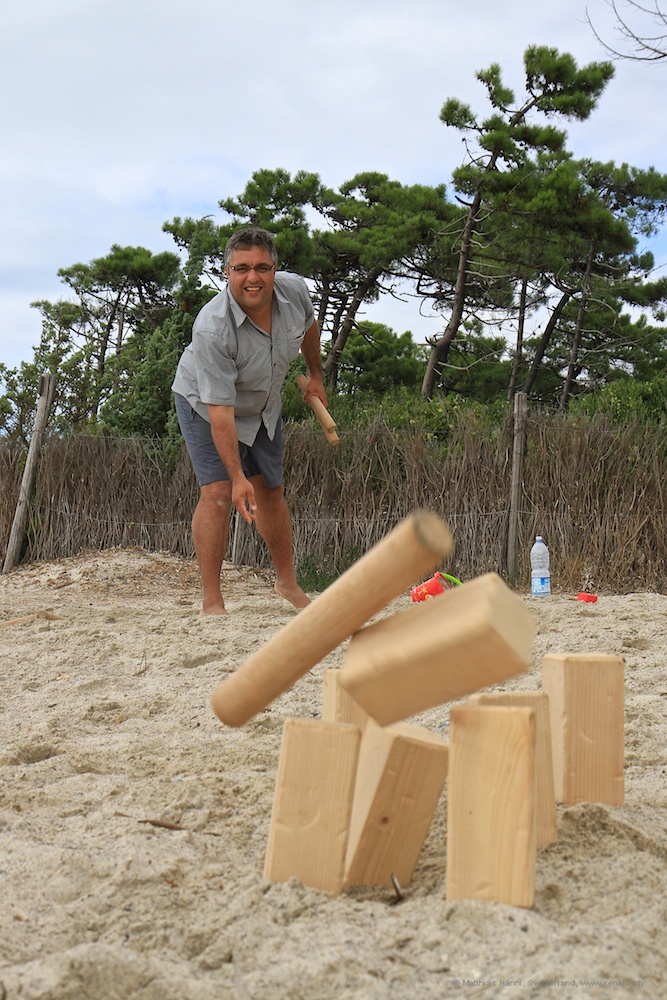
[264,718,361,894]
[542,653,624,806]
[467,691,557,847]
[322,669,370,732]
[446,705,536,909]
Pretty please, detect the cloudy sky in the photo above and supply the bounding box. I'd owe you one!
[2,0,666,369]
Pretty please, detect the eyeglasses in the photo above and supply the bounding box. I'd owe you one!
[226,263,276,275]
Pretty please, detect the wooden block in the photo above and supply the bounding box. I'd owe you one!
[467,692,556,847]
[446,705,536,909]
[339,573,536,726]
[343,720,448,890]
[322,670,370,732]
[264,718,360,894]
[542,653,624,806]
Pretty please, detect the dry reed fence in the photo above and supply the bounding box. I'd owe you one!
[1,411,666,594]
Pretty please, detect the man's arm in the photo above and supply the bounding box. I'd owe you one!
[300,320,328,407]
[207,404,257,524]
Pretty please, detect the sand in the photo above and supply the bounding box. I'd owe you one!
[0,548,666,1000]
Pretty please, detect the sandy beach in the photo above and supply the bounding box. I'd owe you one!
[1,547,665,1000]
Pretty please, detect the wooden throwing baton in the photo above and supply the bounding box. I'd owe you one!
[211,511,454,727]
[296,374,339,445]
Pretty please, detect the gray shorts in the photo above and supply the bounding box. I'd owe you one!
[174,393,283,489]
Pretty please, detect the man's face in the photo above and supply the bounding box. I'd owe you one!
[224,246,276,317]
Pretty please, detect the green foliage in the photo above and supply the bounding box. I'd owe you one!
[98,312,187,438]
[334,322,425,395]
[0,246,190,441]
[0,361,41,444]
[59,244,181,297]
[220,167,322,274]
[435,322,514,402]
[523,46,614,119]
[570,375,667,422]
[295,382,509,445]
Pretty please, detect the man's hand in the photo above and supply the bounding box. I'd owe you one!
[295,373,338,445]
[208,405,257,521]
[302,372,328,409]
[231,474,257,524]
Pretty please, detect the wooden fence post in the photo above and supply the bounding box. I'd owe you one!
[506,391,527,584]
[2,373,56,574]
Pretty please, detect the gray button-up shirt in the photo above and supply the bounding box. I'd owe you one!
[172,272,315,445]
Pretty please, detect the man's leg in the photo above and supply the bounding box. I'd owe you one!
[251,476,310,609]
[192,480,232,615]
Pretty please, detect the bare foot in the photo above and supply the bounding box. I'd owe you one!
[275,581,311,610]
[201,599,229,616]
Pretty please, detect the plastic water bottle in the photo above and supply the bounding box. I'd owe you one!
[530,535,551,596]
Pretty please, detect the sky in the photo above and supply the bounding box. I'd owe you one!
[2,0,666,370]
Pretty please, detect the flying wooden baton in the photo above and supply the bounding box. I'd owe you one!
[210,511,454,727]
[296,374,339,445]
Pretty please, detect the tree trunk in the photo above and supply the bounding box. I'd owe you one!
[520,290,572,396]
[322,267,382,383]
[421,189,483,399]
[420,94,542,400]
[559,243,595,413]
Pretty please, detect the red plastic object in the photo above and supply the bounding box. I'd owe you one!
[411,575,446,602]
[577,592,598,603]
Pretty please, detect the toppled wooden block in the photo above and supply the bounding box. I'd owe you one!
[264,718,360,894]
[343,720,448,890]
[322,669,371,732]
[339,573,536,726]
[467,691,556,847]
[446,705,536,909]
[542,653,624,806]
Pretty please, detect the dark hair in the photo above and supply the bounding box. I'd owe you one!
[223,227,278,265]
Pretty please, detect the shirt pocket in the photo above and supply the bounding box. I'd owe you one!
[283,324,305,359]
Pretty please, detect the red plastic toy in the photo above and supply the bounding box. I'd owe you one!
[411,572,462,602]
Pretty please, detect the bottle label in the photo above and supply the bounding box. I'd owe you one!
[531,576,551,596]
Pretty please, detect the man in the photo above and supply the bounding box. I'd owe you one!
[172,227,327,615]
